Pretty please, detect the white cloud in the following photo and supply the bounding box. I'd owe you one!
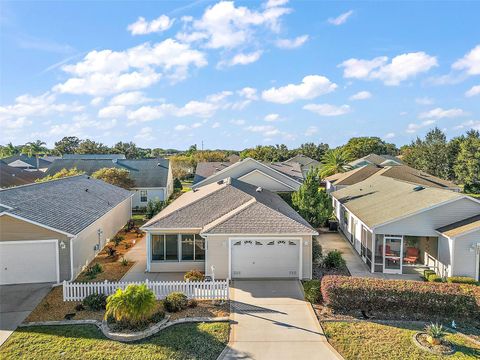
[246,125,280,137]
[305,126,318,136]
[127,15,174,35]
[349,90,371,101]
[264,113,280,122]
[275,35,309,49]
[453,120,480,131]
[339,52,438,86]
[266,0,289,8]
[90,97,103,106]
[452,44,480,76]
[222,51,262,67]
[328,10,353,26]
[230,119,246,126]
[134,127,154,141]
[175,101,218,117]
[206,91,233,103]
[98,105,126,118]
[127,104,174,123]
[174,122,203,132]
[109,91,152,106]
[211,122,221,128]
[303,103,351,116]
[238,87,258,100]
[406,119,436,133]
[465,85,480,97]
[384,132,396,139]
[175,124,189,131]
[53,39,207,95]
[419,107,467,119]
[262,75,337,104]
[415,97,434,105]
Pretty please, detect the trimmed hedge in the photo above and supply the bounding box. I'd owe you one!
[447,276,479,285]
[303,280,321,303]
[321,275,480,319]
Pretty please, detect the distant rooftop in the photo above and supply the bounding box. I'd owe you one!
[62,154,126,160]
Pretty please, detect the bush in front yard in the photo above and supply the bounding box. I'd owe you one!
[426,274,443,283]
[184,270,205,282]
[83,293,107,311]
[312,240,322,266]
[323,250,346,270]
[163,292,188,313]
[447,276,479,285]
[321,275,480,320]
[303,280,321,303]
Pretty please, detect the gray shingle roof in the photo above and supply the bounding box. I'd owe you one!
[193,161,234,185]
[436,214,480,237]
[143,178,316,235]
[0,175,132,235]
[0,161,44,188]
[2,155,53,169]
[266,162,304,182]
[62,154,126,160]
[46,158,170,188]
[349,154,402,168]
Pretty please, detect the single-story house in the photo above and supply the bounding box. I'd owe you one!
[192,157,303,193]
[348,153,403,169]
[331,176,480,280]
[325,164,460,193]
[283,154,321,177]
[46,158,173,209]
[0,175,133,285]
[141,177,317,280]
[1,154,57,172]
[0,161,44,188]
[193,160,236,185]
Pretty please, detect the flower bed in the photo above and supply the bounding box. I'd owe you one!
[321,275,480,320]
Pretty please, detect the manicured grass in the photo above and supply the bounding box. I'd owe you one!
[0,322,229,360]
[322,321,480,360]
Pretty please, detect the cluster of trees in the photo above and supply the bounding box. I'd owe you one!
[401,128,480,192]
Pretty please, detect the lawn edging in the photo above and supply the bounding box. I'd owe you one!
[19,316,230,343]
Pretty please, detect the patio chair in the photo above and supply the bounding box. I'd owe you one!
[403,247,419,264]
[379,245,394,257]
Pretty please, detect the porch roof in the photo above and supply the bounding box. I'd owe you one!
[436,214,480,237]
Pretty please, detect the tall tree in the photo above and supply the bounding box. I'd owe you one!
[76,139,110,154]
[319,148,353,178]
[296,142,329,161]
[22,140,47,169]
[0,142,20,158]
[54,136,81,155]
[91,168,135,189]
[454,130,480,192]
[342,137,398,159]
[112,141,142,159]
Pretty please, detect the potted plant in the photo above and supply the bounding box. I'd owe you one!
[425,323,445,345]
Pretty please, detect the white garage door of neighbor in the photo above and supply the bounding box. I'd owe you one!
[231,239,300,278]
[0,240,58,285]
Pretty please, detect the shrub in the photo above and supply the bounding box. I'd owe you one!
[425,323,446,345]
[184,270,204,282]
[120,257,129,266]
[188,299,198,308]
[173,178,183,192]
[426,274,443,283]
[105,284,157,328]
[447,276,478,285]
[423,269,436,281]
[312,240,322,266]
[303,280,321,303]
[321,275,480,320]
[145,199,165,219]
[105,246,117,257]
[112,235,124,247]
[163,292,188,313]
[85,263,103,279]
[323,250,346,270]
[83,293,107,311]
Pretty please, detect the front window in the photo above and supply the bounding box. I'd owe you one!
[152,234,205,262]
[140,190,147,202]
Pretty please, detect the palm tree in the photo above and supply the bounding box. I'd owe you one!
[22,140,47,170]
[319,148,353,178]
[4,142,19,157]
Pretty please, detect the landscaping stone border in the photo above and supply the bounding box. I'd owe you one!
[411,332,456,355]
[20,316,230,343]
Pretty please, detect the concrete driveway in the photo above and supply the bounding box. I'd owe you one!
[0,283,52,346]
[219,280,342,360]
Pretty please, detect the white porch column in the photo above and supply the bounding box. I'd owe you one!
[146,232,151,272]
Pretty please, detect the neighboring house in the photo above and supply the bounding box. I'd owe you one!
[0,161,44,188]
[325,164,461,193]
[348,153,402,169]
[331,176,480,280]
[1,154,56,171]
[193,161,235,185]
[192,157,303,193]
[46,158,173,209]
[283,154,321,177]
[62,154,126,160]
[141,177,317,280]
[0,176,132,285]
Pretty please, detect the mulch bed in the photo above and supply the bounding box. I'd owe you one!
[168,301,230,321]
[414,332,455,355]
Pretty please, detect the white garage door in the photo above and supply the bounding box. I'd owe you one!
[0,240,58,285]
[231,239,300,278]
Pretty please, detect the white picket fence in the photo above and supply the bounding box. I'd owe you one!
[63,279,229,302]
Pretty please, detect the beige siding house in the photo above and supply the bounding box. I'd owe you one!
[331,176,480,280]
[0,176,133,285]
[142,178,317,280]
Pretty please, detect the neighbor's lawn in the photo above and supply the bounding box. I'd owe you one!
[0,322,229,360]
[322,321,480,360]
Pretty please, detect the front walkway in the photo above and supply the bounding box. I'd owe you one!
[317,231,422,280]
[219,280,342,360]
[120,237,184,282]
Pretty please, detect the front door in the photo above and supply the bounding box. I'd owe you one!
[383,235,403,274]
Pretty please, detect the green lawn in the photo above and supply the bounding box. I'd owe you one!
[322,321,480,360]
[0,322,229,360]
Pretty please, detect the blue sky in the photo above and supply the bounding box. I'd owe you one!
[1,0,479,150]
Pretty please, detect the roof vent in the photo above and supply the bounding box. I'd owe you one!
[256,187,263,192]
[217,180,224,185]
[157,163,161,166]
[85,188,89,192]
[193,188,199,192]
[413,186,425,192]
